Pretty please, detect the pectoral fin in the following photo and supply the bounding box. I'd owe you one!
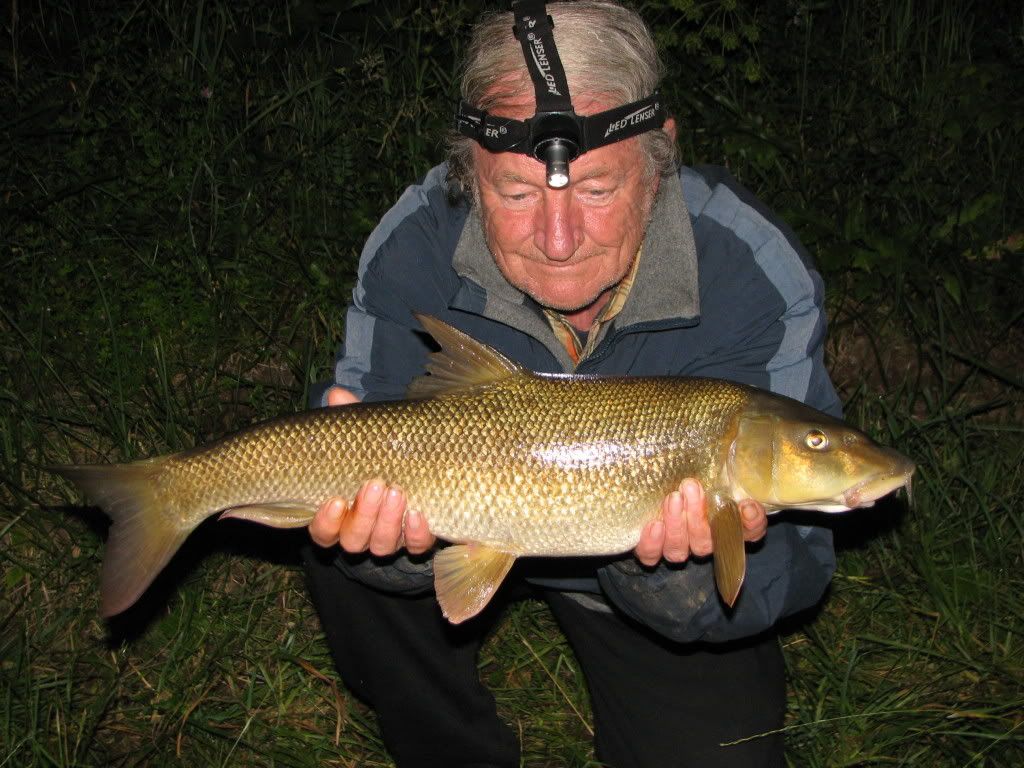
[707,492,746,608]
[220,502,318,528]
[433,543,516,624]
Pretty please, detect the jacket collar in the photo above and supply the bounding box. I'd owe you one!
[450,169,701,370]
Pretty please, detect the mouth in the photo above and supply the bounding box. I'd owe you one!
[530,252,599,271]
[841,469,915,509]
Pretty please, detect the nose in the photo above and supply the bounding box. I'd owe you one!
[533,190,583,261]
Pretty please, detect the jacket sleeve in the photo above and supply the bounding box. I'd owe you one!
[598,213,842,642]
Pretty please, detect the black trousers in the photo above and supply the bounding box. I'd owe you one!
[304,546,785,768]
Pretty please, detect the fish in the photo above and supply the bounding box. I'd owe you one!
[53,315,915,624]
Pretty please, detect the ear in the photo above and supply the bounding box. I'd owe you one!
[662,116,678,144]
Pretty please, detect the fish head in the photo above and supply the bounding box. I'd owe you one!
[728,393,915,513]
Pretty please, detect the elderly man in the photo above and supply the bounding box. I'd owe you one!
[303,2,840,766]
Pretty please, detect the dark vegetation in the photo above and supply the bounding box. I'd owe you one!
[2,0,1022,765]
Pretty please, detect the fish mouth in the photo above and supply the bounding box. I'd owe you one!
[841,467,915,509]
[775,470,915,513]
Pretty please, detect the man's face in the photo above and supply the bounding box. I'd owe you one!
[473,94,662,321]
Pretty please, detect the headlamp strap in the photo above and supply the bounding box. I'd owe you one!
[456,92,665,153]
[511,0,572,114]
[453,0,667,169]
[582,92,665,149]
[454,103,532,153]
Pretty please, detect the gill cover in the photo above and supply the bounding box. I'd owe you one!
[728,395,902,512]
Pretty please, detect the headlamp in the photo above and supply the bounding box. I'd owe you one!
[531,112,580,187]
[455,0,665,189]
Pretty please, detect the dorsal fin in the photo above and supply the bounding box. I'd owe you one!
[407,314,524,399]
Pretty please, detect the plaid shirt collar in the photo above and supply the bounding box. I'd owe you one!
[541,245,642,368]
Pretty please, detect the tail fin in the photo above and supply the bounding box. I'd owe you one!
[51,458,193,617]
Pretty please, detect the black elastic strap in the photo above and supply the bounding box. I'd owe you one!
[454,0,666,166]
[582,92,665,149]
[455,102,532,153]
[512,0,573,114]
[455,93,665,156]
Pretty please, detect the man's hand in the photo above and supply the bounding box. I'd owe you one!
[308,386,436,556]
[633,479,768,567]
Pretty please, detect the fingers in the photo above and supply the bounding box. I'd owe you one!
[660,489,689,562]
[634,517,666,567]
[309,497,348,547]
[740,500,768,542]
[366,485,406,556]
[635,481,698,566]
[320,389,434,554]
[339,478,389,553]
[681,479,712,557]
[404,509,436,555]
[308,479,436,557]
[633,479,712,566]
[326,386,360,407]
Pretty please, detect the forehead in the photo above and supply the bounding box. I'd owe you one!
[475,142,641,187]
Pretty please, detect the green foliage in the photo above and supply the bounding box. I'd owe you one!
[2,0,1022,766]
[645,0,764,81]
[652,0,1023,310]
[3,0,483,456]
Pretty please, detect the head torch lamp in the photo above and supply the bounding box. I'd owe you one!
[455,0,665,189]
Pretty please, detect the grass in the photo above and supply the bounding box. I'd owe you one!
[2,0,1022,766]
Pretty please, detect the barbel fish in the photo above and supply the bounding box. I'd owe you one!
[54,316,914,623]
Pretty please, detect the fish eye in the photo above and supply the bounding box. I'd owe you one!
[805,430,829,450]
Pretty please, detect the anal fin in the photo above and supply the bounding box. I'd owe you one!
[433,543,516,624]
[707,492,746,608]
[220,502,318,528]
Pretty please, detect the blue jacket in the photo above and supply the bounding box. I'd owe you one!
[316,163,841,643]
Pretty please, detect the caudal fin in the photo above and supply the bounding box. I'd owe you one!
[52,458,192,617]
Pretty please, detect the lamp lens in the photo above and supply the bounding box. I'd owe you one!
[543,140,572,188]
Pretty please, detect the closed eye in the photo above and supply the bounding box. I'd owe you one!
[579,187,613,201]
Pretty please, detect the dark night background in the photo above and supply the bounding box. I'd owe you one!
[2,1,1022,765]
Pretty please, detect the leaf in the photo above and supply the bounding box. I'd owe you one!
[960,193,1001,226]
[976,110,1005,135]
[5,566,26,590]
[863,233,910,276]
[852,248,877,272]
[942,120,963,141]
[843,205,867,243]
[942,272,962,305]
[933,193,1001,240]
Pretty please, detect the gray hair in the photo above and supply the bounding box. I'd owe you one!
[446,0,678,199]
